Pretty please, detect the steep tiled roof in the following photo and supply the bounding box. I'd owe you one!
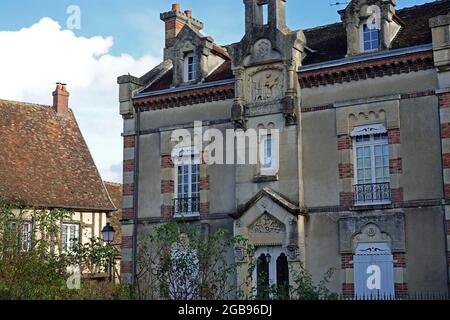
[104,182,122,246]
[0,99,114,211]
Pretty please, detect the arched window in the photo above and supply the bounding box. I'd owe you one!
[256,253,270,300]
[276,253,290,298]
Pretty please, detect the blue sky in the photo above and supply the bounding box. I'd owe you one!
[0,0,432,58]
[0,0,436,182]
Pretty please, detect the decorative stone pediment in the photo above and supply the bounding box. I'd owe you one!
[338,213,405,253]
[250,213,286,234]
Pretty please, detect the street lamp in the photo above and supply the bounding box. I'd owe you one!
[101,223,115,243]
[101,223,116,282]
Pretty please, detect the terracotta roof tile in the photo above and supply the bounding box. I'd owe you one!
[0,99,114,211]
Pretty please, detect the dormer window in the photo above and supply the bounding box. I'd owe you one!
[362,23,380,52]
[184,52,197,82]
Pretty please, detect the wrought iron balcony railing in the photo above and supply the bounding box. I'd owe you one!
[354,183,391,205]
[173,197,200,216]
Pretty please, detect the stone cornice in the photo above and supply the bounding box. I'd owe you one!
[299,50,434,89]
[133,82,234,112]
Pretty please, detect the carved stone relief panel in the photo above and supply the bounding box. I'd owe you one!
[244,65,284,104]
[251,213,286,234]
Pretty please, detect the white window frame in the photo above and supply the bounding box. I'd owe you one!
[62,223,80,253]
[352,125,391,206]
[360,22,380,53]
[184,52,197,82]
[259,130,279,176]
[252,246,287,299]
[173,147,201,217]
[21,221,32,252]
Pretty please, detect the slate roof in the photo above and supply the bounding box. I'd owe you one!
[303,0,450,65]
[142,0,450,93]
[0,99,115,211]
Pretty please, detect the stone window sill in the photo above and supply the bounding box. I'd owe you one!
[253,175,279,183]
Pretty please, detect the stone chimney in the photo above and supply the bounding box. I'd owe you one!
[160,3,204,48]
[52,83,69,116]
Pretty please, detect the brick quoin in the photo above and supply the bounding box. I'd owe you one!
[389,158,403,174]
[341,254,353,269]
[339,163,354,179]
[342,283,354,298]
[338,135,353,150]
[122,208,134,220]
[161,155,174,169]
[443,154,450,169]
[340,192,354,208]
[445,185,450,199]
[439,93,450,109]
[391,188,404,204]
[447,221,450,235]
[123,184,134,196]
[161,180,174,194]
[121,261,132,274]
[161,205,173,218]
[123,136,135,149]
[393,253,407,268]
[441,123,450,139]
[395,283,409,297]
[121,236,133,250]
[200,177,210,190]
[388,129,401,145]
[123,159,135,173]
[200,203,210,215]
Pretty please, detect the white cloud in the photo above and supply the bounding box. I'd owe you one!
[0,18,160,183]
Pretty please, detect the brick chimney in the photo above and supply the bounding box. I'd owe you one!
[160,3,204,48]
[52,82,69,116]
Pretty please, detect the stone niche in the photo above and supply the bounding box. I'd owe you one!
[338,212,405,253]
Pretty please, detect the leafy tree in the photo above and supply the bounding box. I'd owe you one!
[135,220,251,300]
[0,197,128,300]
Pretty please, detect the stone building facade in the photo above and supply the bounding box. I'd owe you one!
[118,0,450,298]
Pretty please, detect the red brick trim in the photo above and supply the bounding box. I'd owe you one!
[161,180,174,194]
[299,51,433,89]
[134,83,234,111]
[161,205,173,218]
[443,153,450,169]
[339,163,354,179]
[395,283,409,297]
[200,177,210,190]
[389,158,403,174]
[340,192,354,208]
[121,261,132,274]
[301,104,334,113]
[442,123,450,139]
[121,236,133,250]
[400,90,435,100]
[122,208,134,220]
[123,159,135,173]
[439,93,450,109]
[447,220,450,236]
[388,129,401,145]
[391,188,404,204]
[445,185,450,199]
[161,155,174,169]
[341,254,353,269]
[123,136,135,149]
[338,135,353,150]
[123,184,134,196]
[200,203,210,215]
[342,283,354,298]
[393,253,406,268]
